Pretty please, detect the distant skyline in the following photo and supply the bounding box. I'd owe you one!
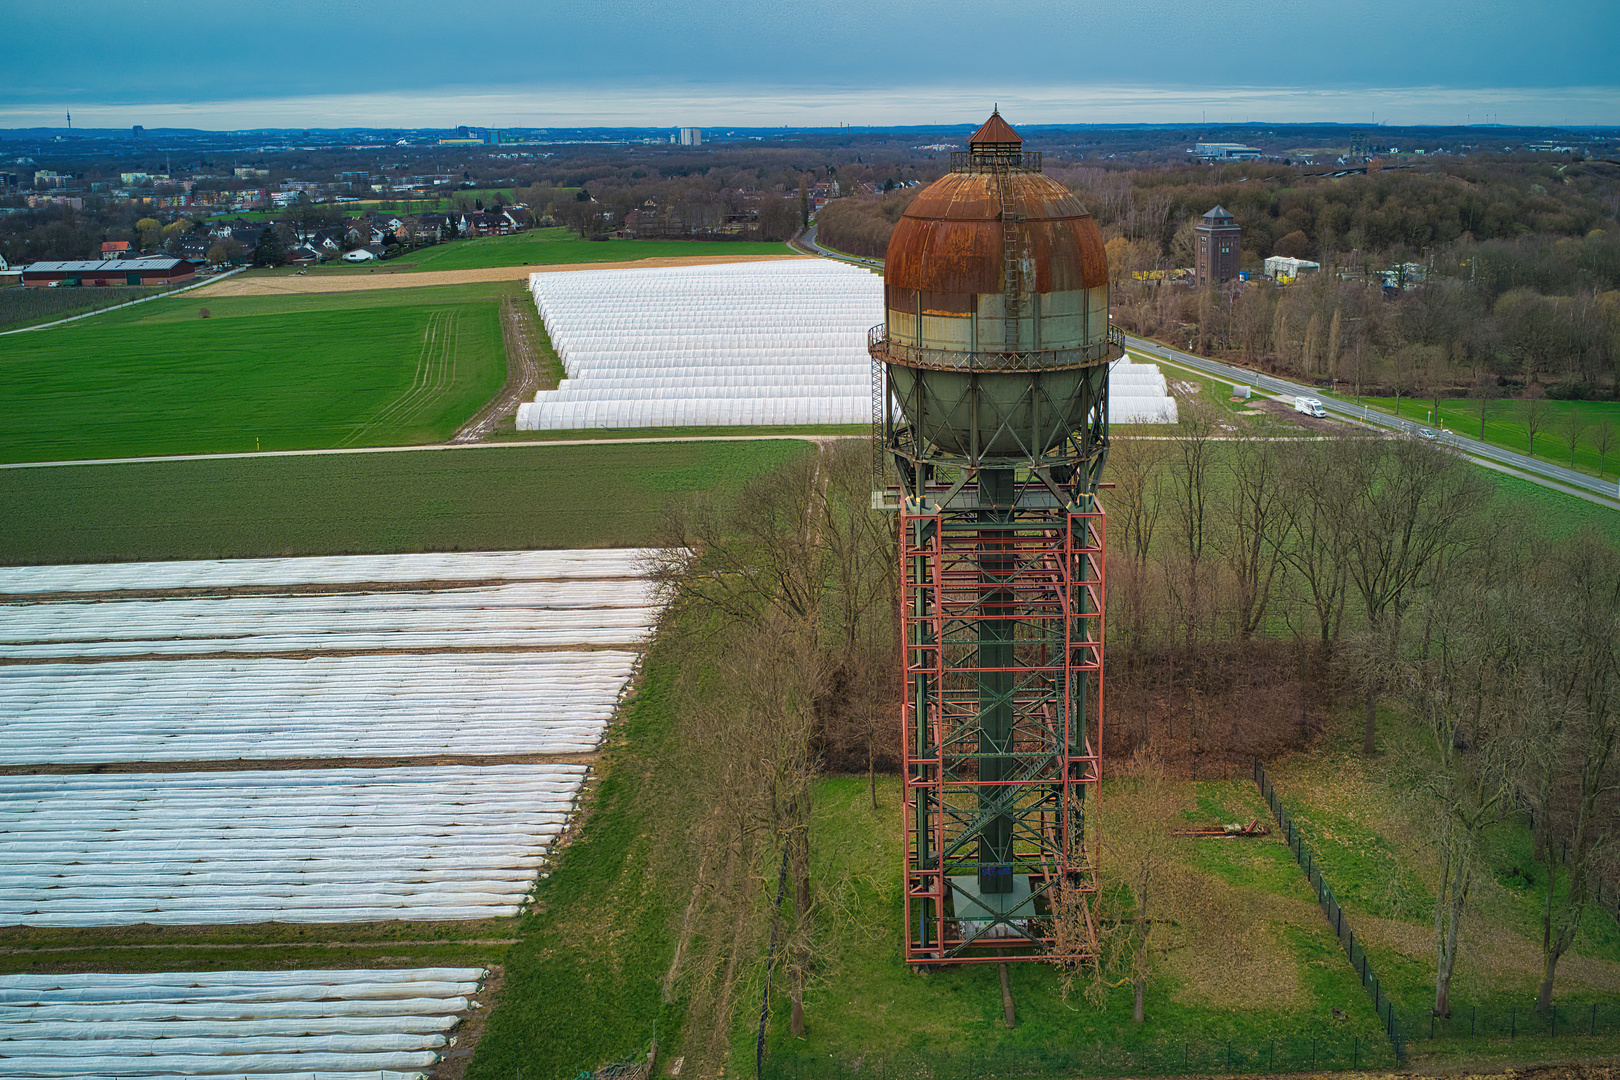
[4,0,1617,130]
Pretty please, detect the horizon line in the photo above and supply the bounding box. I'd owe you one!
[3,83,1618,131]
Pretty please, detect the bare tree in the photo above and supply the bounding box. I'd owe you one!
[1272,438,1353,676]
[1103,435,1168,649]
[650,452,830,641]
[1343,437,1489,755]
[1521,393,1550,457]
[1593,418,1616,478]
[1469,376,1499,439]
[1401,568,1532,1017]
[1221,427,1288,640]
[1094,752,1191,1023]
[1165,394,1220,653]
[1526,532,1620,1012]
[1561,405,1589,467]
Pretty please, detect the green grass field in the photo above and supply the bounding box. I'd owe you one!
[0,439,812,564]
[1361,395,1620,479]
[1268,709,1620,1068]
[744,775,1395,1078]
[0,287,508,463]
[255,226,793,276]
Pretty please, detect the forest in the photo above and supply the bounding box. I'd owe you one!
[818,156,1620,399]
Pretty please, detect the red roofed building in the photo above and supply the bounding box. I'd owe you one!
[100,241,132,260]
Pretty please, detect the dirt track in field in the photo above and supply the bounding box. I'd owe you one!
[189,252,810,297]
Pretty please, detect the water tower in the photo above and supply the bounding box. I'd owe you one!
[869,111,1119,964]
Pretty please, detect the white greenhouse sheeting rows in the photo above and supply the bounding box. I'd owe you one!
[0,652,638,763]
[1107,360,1179,424]
[0,968,484,1078]
[520,261,881,429]
[0,582,658,659]
[516,261,1177,430]
[0,766,582,926]
[0,548,657,596]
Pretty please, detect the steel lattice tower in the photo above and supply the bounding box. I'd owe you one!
[870,111,1121,964]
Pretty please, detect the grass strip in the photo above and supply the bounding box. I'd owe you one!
[0,440,811,564]
[467,661,684,1080]
[0,300,506,463]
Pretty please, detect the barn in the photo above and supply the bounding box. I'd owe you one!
[21,258,196,288]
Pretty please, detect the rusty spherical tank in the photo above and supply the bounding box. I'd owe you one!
[874,112,1118,459]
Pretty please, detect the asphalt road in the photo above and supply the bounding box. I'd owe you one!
[1123,333,1620,508]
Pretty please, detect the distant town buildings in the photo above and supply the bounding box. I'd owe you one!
[1194,205,1241,286]
[677,128,702,146]
[1191,142,1263,161]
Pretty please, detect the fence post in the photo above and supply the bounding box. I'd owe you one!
[1353,1036,1359,1067]
[1551,1006,1557,1037]
[1592,1003,1598,1036]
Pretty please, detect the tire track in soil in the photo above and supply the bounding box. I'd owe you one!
[453,293,540,444]
[343,308,461,446]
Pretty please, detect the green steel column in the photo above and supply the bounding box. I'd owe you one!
[978,467,1016,893]
[912,514,935,946]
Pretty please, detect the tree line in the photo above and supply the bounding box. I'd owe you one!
[814,157,1620,400]
[644,442,897,1074]
[1103,404,1619,1020]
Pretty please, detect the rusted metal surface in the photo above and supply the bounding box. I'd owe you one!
[884,172,1109,303]
[970,111,1024,146]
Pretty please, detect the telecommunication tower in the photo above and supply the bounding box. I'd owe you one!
[870,111,1120,964]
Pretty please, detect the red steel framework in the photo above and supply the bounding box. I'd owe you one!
[899,489,1104,963]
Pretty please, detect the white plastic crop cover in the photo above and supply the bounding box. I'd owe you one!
[517,261,1178,430]
[0,765,582,926]
[0,548,659,596]
[521,261,881,430]
[0,652,639,763]
[0,967,484,1078]
[0,582,659,659]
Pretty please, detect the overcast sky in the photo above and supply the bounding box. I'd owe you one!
[4,0,1616,129]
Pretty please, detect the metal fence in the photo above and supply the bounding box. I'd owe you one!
[764,1032,1392,1079]
[1401,1001,1620,1043]
[1254,759,1406,1064]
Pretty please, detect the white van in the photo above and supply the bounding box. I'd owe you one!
[1293,397,1327,418]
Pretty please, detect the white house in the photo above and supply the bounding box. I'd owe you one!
[1264,255,1320,280]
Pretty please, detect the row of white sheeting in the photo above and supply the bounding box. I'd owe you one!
[1110,395,1180,424]
[0,968,482,1078]
[0,766,581,925]
[0,548,659,596]
[0,652,638,763]
[518,397,867,430]
[0,583,658,658]
[521,262,882,430]
[1108,359,1177,422]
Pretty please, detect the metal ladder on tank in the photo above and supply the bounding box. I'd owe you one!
[995,164,1025,354]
